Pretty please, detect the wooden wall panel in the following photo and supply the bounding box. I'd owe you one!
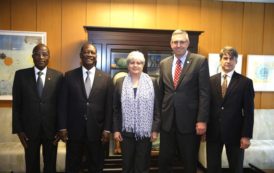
[133,0,156,29]
[110,0,134,27]
[11,0,37,30]
[0,0,274,109]
[0,0,11,29]
[37,0,62,70]
[87,0,111,27]
[261,4,274,108]
[61,0,87,72]
[242,3,264,56]
[178,0,201,31]
[156,0,178,29]
[221,2,244,51]
[200,0,222,56]
[241,3,264,109]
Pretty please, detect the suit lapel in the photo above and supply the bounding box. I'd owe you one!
[224,72,239,100]
[29,68,39,97]
[77,67,88,99]
[165,57,174,87]
[214,73,223,101]
[176,52,193,87]
[88,69,102,99]
[42,69,53,98]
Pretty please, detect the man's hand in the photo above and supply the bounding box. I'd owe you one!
[240,137,251,149]
[58,129,68,142]
[114,132,123,142]
[101,131,110,143]
[150,132,158,142]
[196,122,207,135]
[17,132,28,149]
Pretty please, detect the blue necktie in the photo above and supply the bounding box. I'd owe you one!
[37,71,43,97]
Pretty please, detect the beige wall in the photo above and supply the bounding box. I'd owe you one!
[0,0,274,108]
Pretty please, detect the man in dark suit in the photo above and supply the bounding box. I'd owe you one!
[206,46,255,173]
[58,42,113,173]
[12,43,63,173]
[158,29,210,173]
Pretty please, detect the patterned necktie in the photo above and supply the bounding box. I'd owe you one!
[221,74,227,98]
[37,71,43,97]
[85,71,91,97]
[174,59,182,88]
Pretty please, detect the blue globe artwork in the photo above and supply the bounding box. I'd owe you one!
[255,65,269,80]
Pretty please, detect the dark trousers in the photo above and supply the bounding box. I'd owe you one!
[206,141,244,173]
[158,130,200,173]
[121,133,151,173]
[65,139,104,173]
[24,131,57,173]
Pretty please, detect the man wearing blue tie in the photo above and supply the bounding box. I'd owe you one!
[58,42,113,173]
[12,43,63,173]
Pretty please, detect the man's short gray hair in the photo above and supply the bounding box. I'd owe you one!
[171,29,189,42]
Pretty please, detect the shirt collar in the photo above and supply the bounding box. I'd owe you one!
[82,66,95,74]
[34,66,47,75]
[221,70,234,78]
[173,50,188,64]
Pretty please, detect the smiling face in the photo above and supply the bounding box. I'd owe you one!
[32,44,50,70]
[128,59,144,76]
[80,43,97,70]
[170,30,190,58]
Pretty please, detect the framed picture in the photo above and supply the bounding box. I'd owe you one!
[208,53,243,76]
[0,30,47,100]
[246,55,274,92]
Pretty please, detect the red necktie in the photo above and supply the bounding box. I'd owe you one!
[174,59,182,88]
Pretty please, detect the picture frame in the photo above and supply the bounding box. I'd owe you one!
[246,55,274,92]
[208,53,243,77]
[0,30,47,100]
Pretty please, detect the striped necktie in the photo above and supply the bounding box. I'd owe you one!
[174,59,182,88]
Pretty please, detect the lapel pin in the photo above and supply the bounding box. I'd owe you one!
[48,77,51,80]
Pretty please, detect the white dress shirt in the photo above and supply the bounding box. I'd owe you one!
[172,51,188,79]
[82,66,96,90]
[34,67,47,86]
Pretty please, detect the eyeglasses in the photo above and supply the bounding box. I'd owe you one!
[171,40,188,45]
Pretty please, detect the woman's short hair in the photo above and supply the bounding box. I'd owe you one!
[219,46,238,60]
[126,51,145,65]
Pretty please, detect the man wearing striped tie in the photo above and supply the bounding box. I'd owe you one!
[158,29,211,173]
[206,46,255,173]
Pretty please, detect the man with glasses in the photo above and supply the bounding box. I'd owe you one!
[58,42,113,173]
[158,30,210,173]
[12,43,63,173]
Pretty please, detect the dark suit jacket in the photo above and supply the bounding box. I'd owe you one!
[159,53,210,134]
[12,67,63,139]
[207,72,255,145]
[58,67,113,141]
[112,76,160,133]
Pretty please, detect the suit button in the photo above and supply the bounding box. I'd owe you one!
[86,102,89,105]
[221,107,224,110]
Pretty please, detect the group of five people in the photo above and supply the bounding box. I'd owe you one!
[12,29,254,173]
